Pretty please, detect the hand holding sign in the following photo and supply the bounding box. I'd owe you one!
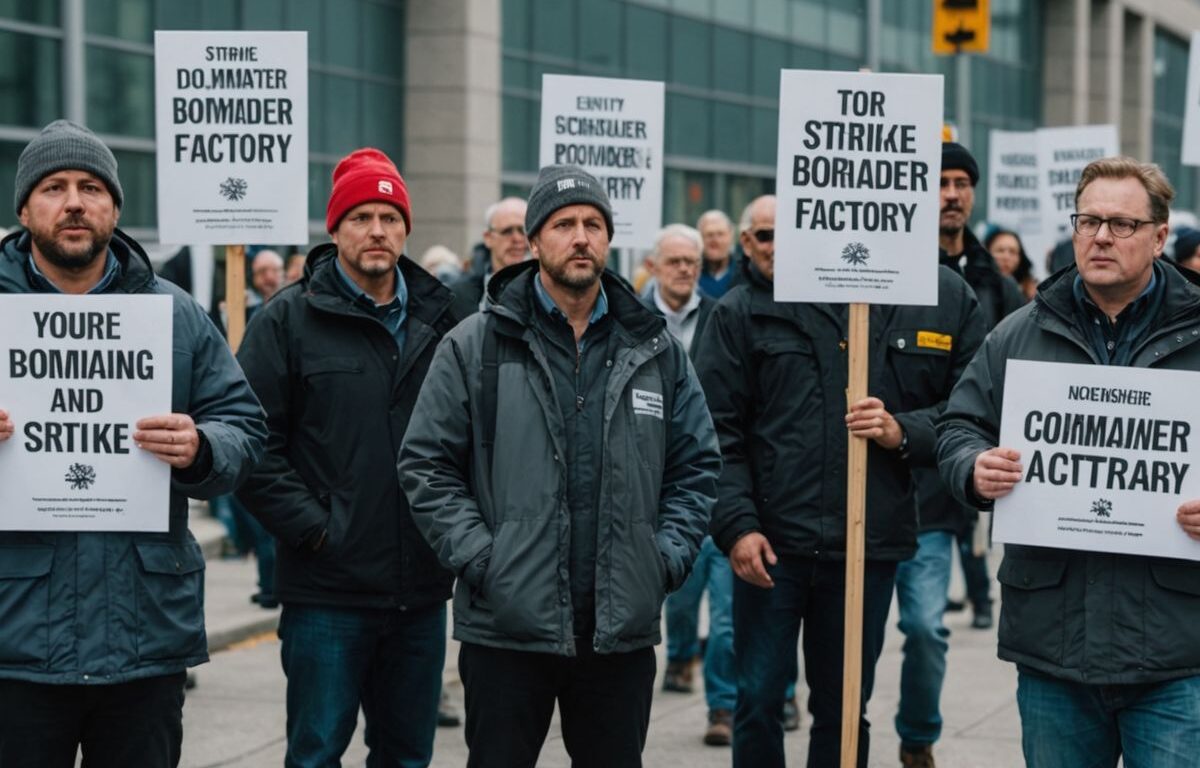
[844,396,903,449]
[1179,500,1200,541]
[973,447,1023,500]
[0,408,12,442]
[134,413,200,468]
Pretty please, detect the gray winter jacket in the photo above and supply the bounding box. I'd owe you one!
[399,262,721,656]
[0,229,266,684]
[937,261,1200,684]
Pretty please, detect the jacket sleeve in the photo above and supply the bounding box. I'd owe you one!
[657,347,721,591]
[936,326,1011,510]
[398,331,494,587]
[693,298,761,555]
[170,293,266,500]
[894,270,987,465]
[233,305,329,548]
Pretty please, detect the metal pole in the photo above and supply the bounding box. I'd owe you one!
[63,0,85,123]
[866,0,882,72]
[955,52,971,148]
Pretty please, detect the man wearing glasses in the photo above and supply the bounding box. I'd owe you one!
[696,195,985,766]
[938,157,1200,767]
[450,197,529,318]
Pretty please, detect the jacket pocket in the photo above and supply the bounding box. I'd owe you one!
[604,521,666,642]
[886,328,953,394]
[133,542,206,662]
[1145,561,1200,669]
[482,518,559,641]
[0,546,54,664]
[996,557,1067,666]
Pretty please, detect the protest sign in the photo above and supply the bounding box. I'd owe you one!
[539,74,664,249]
[1035,124,1119,249]
[995,360,1200,561]
[155,31,308,245]
[987,129,1041,244]
[1184,32,1200,166]
[0,296,173,532]
[774,70,943,305]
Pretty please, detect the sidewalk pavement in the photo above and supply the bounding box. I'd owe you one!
[186,512,1024,767]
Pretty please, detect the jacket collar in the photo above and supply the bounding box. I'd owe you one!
[1035,258,1200,331]
[0,227,155,295]
[302,242,452,327]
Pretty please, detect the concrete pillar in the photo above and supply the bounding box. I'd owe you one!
[1121,11,1153,159]
[404,0,502,262]
[1087,0,1123,127]
[1043,0,1091,126]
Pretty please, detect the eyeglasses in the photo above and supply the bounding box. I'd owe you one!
[660,256,701,270]
[1070,214,1156,239]
[489,224,526,238]
[750,228,774,244]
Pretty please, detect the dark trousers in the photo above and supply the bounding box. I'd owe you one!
[732,556,897,768]
[458,641,656,768]
[0,672,186,768]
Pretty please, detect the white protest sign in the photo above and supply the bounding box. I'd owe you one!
[995,360,1200,561]
[1184,32,1200,166]
[0,295,173,531]
[155,31,308,245]
[1035,124,1118,249]
[987,129,1040,242]
[774,70,943,305]
[539,74,664,249]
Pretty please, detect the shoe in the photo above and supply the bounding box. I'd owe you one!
[703,709,733,746]
[250,592,280,609]
[900,743,936,768]
[944,598,966,613]
[971,604,994,630]
[781,696,800,732]
[662,659,694,693]
[437,691,461,727]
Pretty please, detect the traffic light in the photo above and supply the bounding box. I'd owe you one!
[932,0,990,55]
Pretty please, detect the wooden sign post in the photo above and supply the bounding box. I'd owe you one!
[224,244,246,353]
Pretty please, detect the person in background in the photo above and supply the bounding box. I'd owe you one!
[985,229,1037,302]
[419,244,464,286]
[696,209,741,299]
[1172,227,1200,272]
[285,250,306,284]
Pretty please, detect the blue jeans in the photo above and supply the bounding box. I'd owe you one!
[211,494,277,597]
[278,603,446,768]
[1017,670,1200,768]
[664,536,736,710]
[956,528,991,610]
[732,555,897,768]
[894,530,953,746]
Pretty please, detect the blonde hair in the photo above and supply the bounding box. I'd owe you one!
[1075,156,1175,223]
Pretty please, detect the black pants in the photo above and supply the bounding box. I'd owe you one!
[0,672,186,768]
[459,641,655,768]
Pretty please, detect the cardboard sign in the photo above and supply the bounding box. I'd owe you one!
[155,31,308,245]
[539,74,665,249]
[987,129,1041,247]
[1183,32,1200,166]
[774,70,943,305]
[1035,124,1119,249]
[0,295,173,531]
[995,360,1200,562]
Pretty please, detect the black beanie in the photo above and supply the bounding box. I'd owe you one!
[1174,227,1200,263]
[525,165,614,240]
[941,142,979,186]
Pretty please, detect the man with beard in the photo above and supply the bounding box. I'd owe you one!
[399,165,721,767]
[0,119,266,767]
[235,148,459,766]
[449,197,529,318]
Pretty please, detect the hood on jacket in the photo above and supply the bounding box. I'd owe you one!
[0,226,156,294]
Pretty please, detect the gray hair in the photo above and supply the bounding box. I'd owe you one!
[739,195,775,234]
[697,209,733,233]
[652,223,703,258]
[483,196,527,229]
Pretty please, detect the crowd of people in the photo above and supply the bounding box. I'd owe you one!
[0,118,1199,768]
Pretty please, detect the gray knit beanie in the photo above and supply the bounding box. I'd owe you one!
[525,165,614,239]
[15,120,123,214]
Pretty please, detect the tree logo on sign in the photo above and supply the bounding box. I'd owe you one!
[1090,498,1113,518]
[65,463,96,490]
[841,242,870,266]
[219,177,248,202]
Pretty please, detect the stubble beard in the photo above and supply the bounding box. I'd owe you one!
[31,216,110,273]
[545,249,603,292]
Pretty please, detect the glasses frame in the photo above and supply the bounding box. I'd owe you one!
[1070,213,1157,239]
[489,224,526,238]
[750,228,774,244]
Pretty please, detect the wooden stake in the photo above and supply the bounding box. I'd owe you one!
[840,301,870,767]
[224,244,247,353]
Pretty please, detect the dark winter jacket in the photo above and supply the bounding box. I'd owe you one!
[0,229,266,684]
[398,261,721,656]
[937,260,1200,684]
[236,245,457,611]
[695,263,984,561]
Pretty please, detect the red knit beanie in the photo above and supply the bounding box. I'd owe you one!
[325,148,412,234]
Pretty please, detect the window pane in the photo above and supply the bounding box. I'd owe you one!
[713,0,749,26]
[324,75,361,152]
[579,0,621,73]
[625,6,667,81]
[111,150,155,228]
[87,48,154,138]
[242,0,284,29]
[673,0,711,16]
[670,17,710,88]
[363,2,405,81]
[0,141,21,226]
[667,93,710,156]
[503,54,531,91]
[286,0,323,65]
[361,81,404,161]
[502,0,530,51]
[0,0,60,25]
[154,0,201,29]
[0,31,60,128]
[309,161,333,221]
[86,0,152,42]
[829,8,862,58]
[713,102,750,162]
[502,94,535,172]
[754,0,787,35]
[752,37,786,98]
[752,106,777,165]
[790,0,825,47]
[713,27,749,94]
[530,0,575,60]
[202,0,237,27]
[324,0,361,70]
[308,72,326,154]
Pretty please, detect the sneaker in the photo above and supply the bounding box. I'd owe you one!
[900,743,936,768]
[970,604,994,630]
[703,709,733,746]
[437,690,461,728]
[662,659,694,693]
[944,598,966,613]
[781,696,800,732]
[250,592,280,609]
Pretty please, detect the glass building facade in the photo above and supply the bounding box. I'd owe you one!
[1153,29,1196,212]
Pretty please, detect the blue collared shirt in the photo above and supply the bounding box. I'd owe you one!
[333,258,409,354]
[27,246,122,295]
[532,269,608,351]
